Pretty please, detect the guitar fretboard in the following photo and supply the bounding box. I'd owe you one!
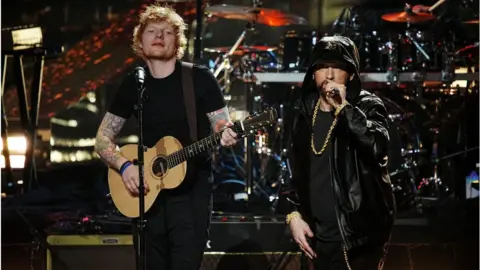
[166,126,240,168]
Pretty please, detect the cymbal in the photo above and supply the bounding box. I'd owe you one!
[205,4,308,26]
[204,45,277,55]
[381,11,436,23]
[463,19,479,24]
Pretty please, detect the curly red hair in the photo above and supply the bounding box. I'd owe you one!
[132,4,187,59]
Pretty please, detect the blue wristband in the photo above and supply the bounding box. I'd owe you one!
[120,161,133,175]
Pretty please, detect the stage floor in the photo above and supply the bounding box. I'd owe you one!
[2,198,478,270]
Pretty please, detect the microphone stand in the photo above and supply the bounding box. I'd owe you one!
[134,79,147,270]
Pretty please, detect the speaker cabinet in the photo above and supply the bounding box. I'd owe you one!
[46,235,302,270]
[46,235,135,270]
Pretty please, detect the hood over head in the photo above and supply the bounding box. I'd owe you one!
[300,35,362,103]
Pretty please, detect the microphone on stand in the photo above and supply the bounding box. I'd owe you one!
[134,65,147,270]
[135,67,148,100]
[135,66,146,85]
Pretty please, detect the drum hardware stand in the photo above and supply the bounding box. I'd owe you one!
[212,0,262,78]
[402,4,433,69]
[14,207,70,270]
[1,46,52,193]
[407,162,424,214]
[270,154,292,214]
[193,0,204,61]
[441,48,455,82]
[405,30,431,63]
[213,30,246,78]
[419,46,457,200]
[1,55,14,189]
[268,103,293,214]
[230,0,264,199]
[331,7,350,35]
[209,7,264,201]
[385,41,399,86]
[244,69,256,197]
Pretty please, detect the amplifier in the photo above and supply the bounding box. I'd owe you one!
[45,234,302,270]
[46,235,135,270]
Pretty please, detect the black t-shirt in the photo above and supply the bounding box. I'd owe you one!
[108,61,225,188]
[309,110,341,242]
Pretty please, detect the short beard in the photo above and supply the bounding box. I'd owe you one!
[144,50,176,61]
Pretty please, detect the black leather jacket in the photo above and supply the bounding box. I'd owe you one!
[288,36,396,250]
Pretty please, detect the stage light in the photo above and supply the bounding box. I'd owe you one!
[11,26,43,50]
[0,154,26,169]
[0,135,27,169]
[0,135,27,154]
[451,67,469,88]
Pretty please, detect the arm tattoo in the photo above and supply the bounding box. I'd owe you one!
[206,106,231,133]
[95,112,127,169]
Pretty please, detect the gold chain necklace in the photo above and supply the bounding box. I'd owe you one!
[310,98,347,155]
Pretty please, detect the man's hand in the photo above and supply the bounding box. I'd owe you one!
[220,121,238,147]
[412,4,430,13]
[323,79,347,110]
[289,216,317,259]
[207,107,238,147]
[122,165,149,196]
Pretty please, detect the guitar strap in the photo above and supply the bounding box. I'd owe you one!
[181,61,197,141]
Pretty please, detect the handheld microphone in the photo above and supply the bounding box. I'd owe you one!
[328,88,340,97]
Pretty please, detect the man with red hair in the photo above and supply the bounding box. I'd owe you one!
[95,4,238,269]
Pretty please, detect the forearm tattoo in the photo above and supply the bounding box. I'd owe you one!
[95,112,127,169]
[206,106,231,133]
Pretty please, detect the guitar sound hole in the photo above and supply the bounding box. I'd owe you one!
[152,157,168,177]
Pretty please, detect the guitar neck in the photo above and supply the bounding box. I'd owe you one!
[167,124,241,168]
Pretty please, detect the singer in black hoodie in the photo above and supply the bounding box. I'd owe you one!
[286,36,396,270]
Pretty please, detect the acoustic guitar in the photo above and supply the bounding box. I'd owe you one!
[108,108,277,218]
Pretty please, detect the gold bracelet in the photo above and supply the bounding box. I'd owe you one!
[286,211,302,224]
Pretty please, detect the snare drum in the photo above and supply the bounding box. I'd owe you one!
[278,30,317,71]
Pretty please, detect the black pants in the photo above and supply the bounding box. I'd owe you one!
[312,241,388,270]
[133,179,213,270]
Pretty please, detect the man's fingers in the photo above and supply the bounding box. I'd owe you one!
[306,227,314,238]
[299,236,316,258]
[221,129,237,147]
[223,128,237,140]
[303,243,316,258]
[226,128,237,138]
[131,177,139,188]
[126,182,137,196]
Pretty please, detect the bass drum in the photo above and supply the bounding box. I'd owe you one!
[380,94,426,213]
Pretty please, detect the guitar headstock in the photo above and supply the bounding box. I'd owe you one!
[234,107,278,136]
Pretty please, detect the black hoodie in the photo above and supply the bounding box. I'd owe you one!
[289,36,396,250]
[299,36,362,106]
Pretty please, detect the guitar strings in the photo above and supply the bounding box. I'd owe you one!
[141,118,266,171]
[142,131,224,170]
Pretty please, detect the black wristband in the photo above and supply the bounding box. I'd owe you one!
[119,161,131,173]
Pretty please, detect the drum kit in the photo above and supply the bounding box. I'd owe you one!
[200,1,479,214]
